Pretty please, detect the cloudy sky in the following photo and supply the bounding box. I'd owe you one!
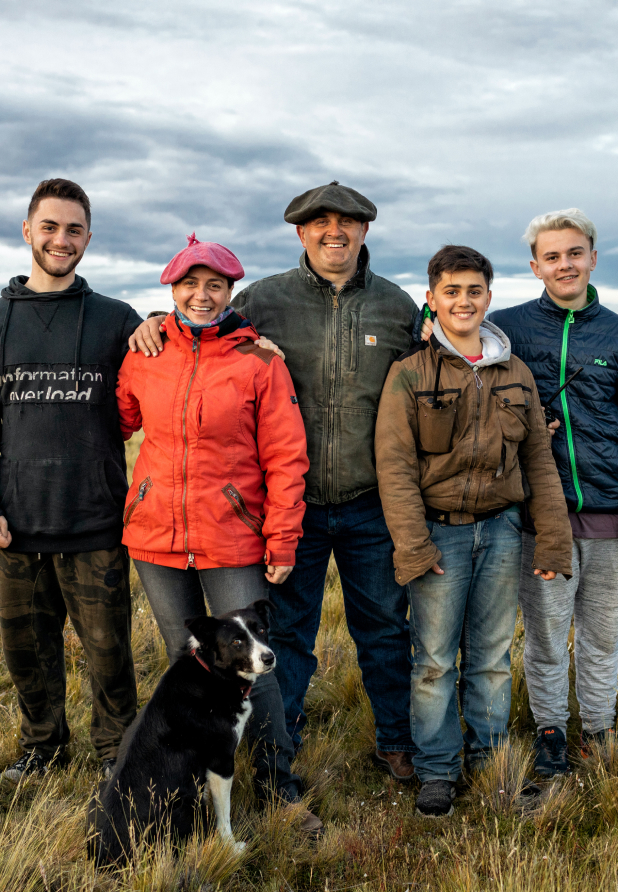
[2,0,618,315]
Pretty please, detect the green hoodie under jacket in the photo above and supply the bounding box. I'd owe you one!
[233,246,418,504]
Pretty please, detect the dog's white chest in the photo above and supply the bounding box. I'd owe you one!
[233,699,252,744]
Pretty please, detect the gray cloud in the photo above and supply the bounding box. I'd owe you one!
[1,0,618,302]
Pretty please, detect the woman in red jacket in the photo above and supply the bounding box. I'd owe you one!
[116,235,317,825]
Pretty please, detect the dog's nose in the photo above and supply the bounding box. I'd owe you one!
[261,651,275,667]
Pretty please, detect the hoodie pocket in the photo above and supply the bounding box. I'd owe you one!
[221,483,264,537]
[123,477,153,528]
[1,459,126,536]
[416,392,461,454]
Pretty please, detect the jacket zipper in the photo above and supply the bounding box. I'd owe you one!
[560,309,584,512]
[123,476,153,527]
[181,337,201,554]
[326,287,339,501]
[461,366,482,513]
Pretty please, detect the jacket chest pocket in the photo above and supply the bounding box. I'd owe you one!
[493,385,531,442]
[416,391,461,454]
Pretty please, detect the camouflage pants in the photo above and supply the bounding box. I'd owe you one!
[0,548,137,761]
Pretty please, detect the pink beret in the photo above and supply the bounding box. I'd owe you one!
[160,233,245,285]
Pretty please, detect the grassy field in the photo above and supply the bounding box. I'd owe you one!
[0,434,618,891]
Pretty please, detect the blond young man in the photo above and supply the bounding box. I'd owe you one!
[489,210,618,775]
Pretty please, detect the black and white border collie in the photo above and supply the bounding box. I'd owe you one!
[88,599,275,864]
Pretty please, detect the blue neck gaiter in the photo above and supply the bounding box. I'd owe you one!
[175,305,234,338]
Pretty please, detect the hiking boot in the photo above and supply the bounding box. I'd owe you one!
[282,799,324,837]
[415,780,456,817]
[520,777,542,798]
[533,726,570,777]
[1,752,49,783]
[375,749,415,781]
[101,758,117,781]
[581,728,616,758]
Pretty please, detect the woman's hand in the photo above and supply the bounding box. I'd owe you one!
[265,565,293,584]
[129,315,167,356]
[534,569,557,581]
[0,516,12,548]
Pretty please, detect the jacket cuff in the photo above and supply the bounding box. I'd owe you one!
[264,548,296,567]
[531,548,573,580]
[394,544,442,586]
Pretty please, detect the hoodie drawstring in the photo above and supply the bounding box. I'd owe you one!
[74,293,85,392]
[0,300,14,387]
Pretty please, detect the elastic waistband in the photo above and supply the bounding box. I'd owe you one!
[425,503,514,526]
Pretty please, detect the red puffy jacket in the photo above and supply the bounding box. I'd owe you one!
[116,311,309,570]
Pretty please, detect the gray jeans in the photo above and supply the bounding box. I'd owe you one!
[134,560,300,800]
[519,532,618,735]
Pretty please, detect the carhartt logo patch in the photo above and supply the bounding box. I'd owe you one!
[365,335,377,346]
[594,358,607,366]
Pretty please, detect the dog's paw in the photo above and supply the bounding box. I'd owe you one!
[231,841,246,855]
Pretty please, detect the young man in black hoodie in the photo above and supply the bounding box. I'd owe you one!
[0,179,157,781]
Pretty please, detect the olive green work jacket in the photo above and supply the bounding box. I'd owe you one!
[233,247,418,504]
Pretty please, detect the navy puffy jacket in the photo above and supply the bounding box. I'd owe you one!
[488,286,618,513]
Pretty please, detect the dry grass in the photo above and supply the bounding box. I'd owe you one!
[1,432,618,889]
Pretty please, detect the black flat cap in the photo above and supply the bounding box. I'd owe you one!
[284,181,377,224]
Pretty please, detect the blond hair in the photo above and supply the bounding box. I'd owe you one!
[523,208,597,258]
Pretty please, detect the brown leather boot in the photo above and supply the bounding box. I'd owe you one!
[282,801,324,837]
[375,749,415,781]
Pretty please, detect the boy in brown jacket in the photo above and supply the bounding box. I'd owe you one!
[375,245,572,817]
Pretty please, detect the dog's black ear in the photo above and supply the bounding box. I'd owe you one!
[250,598,275,627]
[185,615,219,642]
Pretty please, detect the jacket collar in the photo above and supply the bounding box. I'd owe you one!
[165,310,258,350]
[538,284,600,320]
[298,244,371,292]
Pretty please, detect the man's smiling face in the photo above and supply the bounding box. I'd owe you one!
[531,228,597,309]
[296,211,369,284]
[23,198,92,279]
[427,269,492,346]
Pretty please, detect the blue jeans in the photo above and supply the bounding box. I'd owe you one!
[268,490,415,753]
[408,507,522,782]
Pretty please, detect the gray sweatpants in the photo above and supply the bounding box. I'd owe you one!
[519,532,618,736]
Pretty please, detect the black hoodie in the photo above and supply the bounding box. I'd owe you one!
[0,275,142,553]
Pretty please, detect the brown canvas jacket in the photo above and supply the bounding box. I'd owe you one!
[375,321,573,585]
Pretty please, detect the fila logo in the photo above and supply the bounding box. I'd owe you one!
[594,358,607,366]
[365,335,377,346]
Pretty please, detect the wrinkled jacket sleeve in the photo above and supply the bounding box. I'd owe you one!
[255,356,309,566]
[517,365,573,577]
[375,359,441,585]
[116,352,143,442]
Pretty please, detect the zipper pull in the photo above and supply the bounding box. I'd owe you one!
[330,285,339,309]
[192,337,198,352]
[568,310,575,324]
[138,481,148,501]
[473,367,483,389]
[187,552,196,568]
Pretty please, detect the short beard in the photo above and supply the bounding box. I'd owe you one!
[31,244,83,279]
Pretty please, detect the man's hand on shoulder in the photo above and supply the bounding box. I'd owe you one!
[0,516,12,548]
[254,337,285,360]
[129,314,167,357]
[421,318,433,341]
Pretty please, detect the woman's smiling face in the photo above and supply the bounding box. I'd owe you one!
[172,265,233,325]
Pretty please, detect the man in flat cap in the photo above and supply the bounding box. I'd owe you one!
[131,182,419,779]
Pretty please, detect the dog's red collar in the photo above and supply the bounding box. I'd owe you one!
[190,649,252,700]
